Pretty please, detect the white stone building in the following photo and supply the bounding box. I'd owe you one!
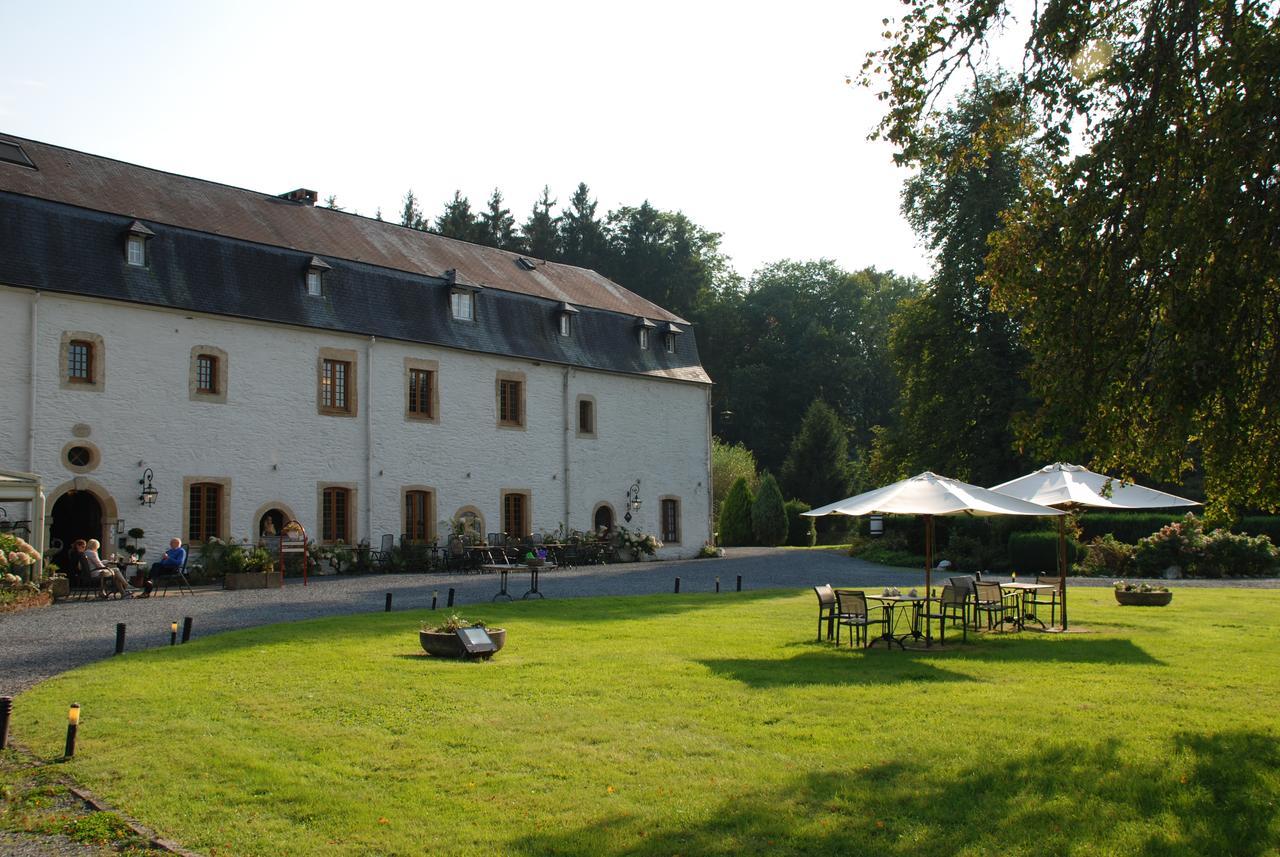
[0,135,712,566]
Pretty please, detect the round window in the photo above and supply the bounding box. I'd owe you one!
[66,446,93,468]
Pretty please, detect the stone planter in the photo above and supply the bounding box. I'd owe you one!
[419,628,506,658]
[224,571,283,590]
[1115,589,1173,606]
[47,578,70,601]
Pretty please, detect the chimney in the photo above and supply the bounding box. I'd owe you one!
[279,188,318,206]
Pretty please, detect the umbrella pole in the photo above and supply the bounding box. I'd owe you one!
[1057,515,1069,630]
[924,515,934,645]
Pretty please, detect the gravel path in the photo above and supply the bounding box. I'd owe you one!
[2,547,1277,696]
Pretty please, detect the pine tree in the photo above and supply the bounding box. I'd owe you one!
[780,400,852,508]
[479,188,519,250]
[718,477,756,546]
[434,190,480,242]
[399,190,425,230]
[559,182,606,270]
[520,186,561,260]
[750,472,788,547]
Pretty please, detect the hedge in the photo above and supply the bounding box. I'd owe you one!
[784,500,816,547]
[1079,512,1280,544]
[1008,531,1082,574]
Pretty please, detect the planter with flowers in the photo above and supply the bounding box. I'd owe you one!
[0,532,41,583]
[419,614,506,658]
[1113,581,1173,606]
[613,527,663,562]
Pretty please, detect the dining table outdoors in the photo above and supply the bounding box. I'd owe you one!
[866,592,931,649]
[997,581,1055,630]
[484,562,553,601]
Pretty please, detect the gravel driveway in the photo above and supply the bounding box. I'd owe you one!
[3,547,1276,696]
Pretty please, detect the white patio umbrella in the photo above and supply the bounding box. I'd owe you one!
[989,462,1200,629]
[804,472,1066,641]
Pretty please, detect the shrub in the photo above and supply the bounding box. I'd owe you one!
[712,439,759,523]
[1200,529,1279,578]
[718,478,755,546]
[784,500,816,547]
[1075,534,1136,577]
[1078,512,1188,544]
[751,473,788,546]
[1008,531,1081,574]
[1133,515,1203,576]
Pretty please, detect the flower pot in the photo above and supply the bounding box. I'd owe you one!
[224,571,283,590]
[48,578,70,601]
[1115,589,1173,606]
[419,628,506,658]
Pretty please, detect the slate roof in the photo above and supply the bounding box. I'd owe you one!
[0,135,709,385]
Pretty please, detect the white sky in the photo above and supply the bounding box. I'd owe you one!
[1,0,933,281]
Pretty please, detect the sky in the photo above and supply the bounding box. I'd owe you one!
[1,0,934,281]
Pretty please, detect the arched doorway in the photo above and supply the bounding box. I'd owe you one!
[50,489,103,574]
[593,504,615,535]
[259,508,286,538]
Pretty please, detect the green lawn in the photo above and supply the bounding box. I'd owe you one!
[13,587,1280,856]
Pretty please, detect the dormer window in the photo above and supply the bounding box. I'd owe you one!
[447,270,482,322]
[306,256,331,296]
[125,221,154,267]
[452,290,475,321]
[557,302,579,337]
[636,317,656,350]
[664,323,683,354]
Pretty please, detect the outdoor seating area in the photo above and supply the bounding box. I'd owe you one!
[813,572,1062,650]
[346,530,636,575]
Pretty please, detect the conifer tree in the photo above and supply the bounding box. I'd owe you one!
[718,477,756,546]
[559,182,606,270]
[751,472,788,547]
[399,190,425,230]
[520,186,561,260]
[434,190,480,242]
[780,400,852,509]
[479,188,519,250]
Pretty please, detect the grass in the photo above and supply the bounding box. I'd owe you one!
[11,587,1280,856]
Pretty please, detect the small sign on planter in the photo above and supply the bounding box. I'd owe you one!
[456,627,498,658]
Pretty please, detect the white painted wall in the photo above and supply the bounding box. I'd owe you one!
[0,285,711,558]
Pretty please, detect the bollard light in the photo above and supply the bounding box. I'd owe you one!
[0,696,11,749]
[114,623,127,655]
[447,587,456,608]
[182,616,193,643]
[674,577,681,594]
[432,590,438,610]
[64,703,80,758]
[170,621,178,646]
[716,576,721,593]
[385,593,393,612]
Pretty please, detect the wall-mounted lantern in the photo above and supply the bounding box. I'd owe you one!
[138,468,158,507]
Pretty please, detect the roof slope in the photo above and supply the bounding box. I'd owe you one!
[0,134,685,324]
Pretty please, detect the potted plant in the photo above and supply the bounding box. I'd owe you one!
[419,614,506,658]
[1113,580,1173,606]
[0,532,41,583]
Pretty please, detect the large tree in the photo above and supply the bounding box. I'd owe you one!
[478,188,520,251]
[521,186,562,260]
[716,260,917,471]
[867,1,1280,515]
[399,189,425,230]
[434,191,481,242]
[559,182,607,271]
[887,77,1037,487]
[779,399,854,509]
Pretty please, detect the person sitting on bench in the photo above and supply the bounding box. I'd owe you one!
[142,538,187,597]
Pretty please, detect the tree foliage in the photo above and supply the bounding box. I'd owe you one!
[718,477,756,547]
[885,77,1036,486]
[399,189,426,230]
[711,438,759,523]
[434,190,481,242]
[716,261,917,470]
[866,0,1280,514]
[751,472,788,547]
[521,186,562,260]
[479,189,520,251]
[780,399,853,509]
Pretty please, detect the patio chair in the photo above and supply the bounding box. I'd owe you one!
[1031,573,1064,626]
[369,533,395,569]
[833,589,886,648]
[813,584,837,641]
[917,584,970,644]
[973,580,1013,631]
[156,552,194,596]
[948,577,979,628]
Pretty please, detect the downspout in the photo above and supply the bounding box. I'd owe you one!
[28,291,39,470]
[706,385,714,547]
[366,335,375,542]
[562,368,571,533]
